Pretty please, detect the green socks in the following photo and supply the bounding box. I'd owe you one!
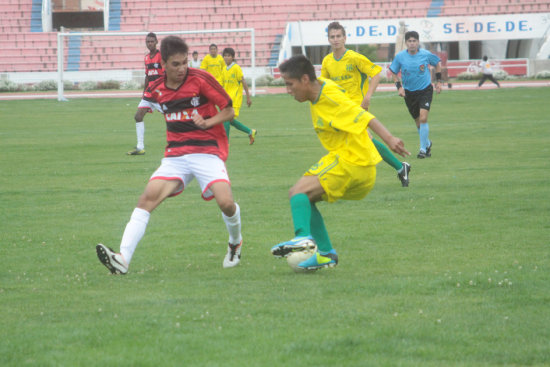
[290,193,311,237]
[231,119,252,134]
[372,138,403,171]
[310,203,333,253]
[224,119,252,137]
[290,193,333,252]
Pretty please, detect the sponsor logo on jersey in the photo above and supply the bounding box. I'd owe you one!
[164,109,199,121]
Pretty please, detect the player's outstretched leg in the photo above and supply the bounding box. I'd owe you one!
[96,244,128,274]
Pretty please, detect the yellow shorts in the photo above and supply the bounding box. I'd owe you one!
[305,153,376,203]
[233,103,241,118]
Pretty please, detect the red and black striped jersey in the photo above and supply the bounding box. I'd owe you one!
[143,68,233,161]
[144,50,164,87]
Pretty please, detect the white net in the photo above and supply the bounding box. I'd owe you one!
[56,28,255,101]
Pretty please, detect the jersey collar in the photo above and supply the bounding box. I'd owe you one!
[332,49,349,62]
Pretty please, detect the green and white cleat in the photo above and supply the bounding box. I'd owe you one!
[298,250,338,270]
[270,236,316,258]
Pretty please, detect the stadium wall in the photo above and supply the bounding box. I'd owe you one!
[281,13,550,64]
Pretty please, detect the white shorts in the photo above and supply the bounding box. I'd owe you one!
[150,154,230,200]
[138,99,163,113]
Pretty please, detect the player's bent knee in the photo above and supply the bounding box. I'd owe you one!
[135,110,146,121]
[218,200,236,217]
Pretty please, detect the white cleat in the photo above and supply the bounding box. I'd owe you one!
[96,243,128,275]
[223,241,242,268]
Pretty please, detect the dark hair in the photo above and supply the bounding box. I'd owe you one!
[327,21,345,36]
[405,31,419,41]
[209,44,218,49]
[146,32,157,40]
[192,51,198,55]
[222,47,235,58]
[279,54,317,82]
[482,55,488,61]
[160,36,189,62]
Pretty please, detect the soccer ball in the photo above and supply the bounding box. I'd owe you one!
[286,245,317,273]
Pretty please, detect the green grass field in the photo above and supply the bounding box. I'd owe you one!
[1,87,549,366]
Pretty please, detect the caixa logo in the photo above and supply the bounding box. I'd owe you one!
[164,109,199,121]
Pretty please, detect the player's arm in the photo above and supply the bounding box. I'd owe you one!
[368,118,410,157]
[358,56,381,110]
[361,73,380,110]
[434,61,442,94]
[143,75,149,93]
[391,69,405,98]
[192,106,234,129]
[241,77,252,107]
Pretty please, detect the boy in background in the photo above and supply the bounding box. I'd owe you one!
[222,47,257,145]
[128,32,164,156]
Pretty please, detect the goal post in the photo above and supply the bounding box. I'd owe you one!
[56,28,256,101]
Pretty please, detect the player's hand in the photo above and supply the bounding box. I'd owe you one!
[247,97,252,107]
[388,137,410,157]
[192,112,210,129]
[360,98,370,111]
[436,82,442,94]
[398,88,405,98]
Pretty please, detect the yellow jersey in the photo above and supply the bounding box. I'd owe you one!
[222,62,244,110]
[321,49,382,105]
[310,78,382,167]
[200,54,225,85]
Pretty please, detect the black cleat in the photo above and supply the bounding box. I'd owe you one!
[397,162,411,187]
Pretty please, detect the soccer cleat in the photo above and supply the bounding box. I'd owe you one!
[417,150,431,159]
[96,244,128,275]
[223,241,242,268]
[271,236,316,258]
[127,147,145,155]
[298,249,338,270]
[248,129,257,145]
[426,141,432,156]
[397,162,411,187]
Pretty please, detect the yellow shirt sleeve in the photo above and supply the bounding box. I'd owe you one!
[354,52,382,78]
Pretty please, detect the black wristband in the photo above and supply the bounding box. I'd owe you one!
[395,81,402,90]
[435,72,442,82]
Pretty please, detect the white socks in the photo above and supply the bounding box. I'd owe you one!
[120,207,150,265]
[222,203,242,245]
[119,204,241,266]
[136,121,145,150]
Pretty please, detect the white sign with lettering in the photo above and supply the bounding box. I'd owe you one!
[287,13,550,45]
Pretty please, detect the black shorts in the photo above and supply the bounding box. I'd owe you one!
[404,84,434,120]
